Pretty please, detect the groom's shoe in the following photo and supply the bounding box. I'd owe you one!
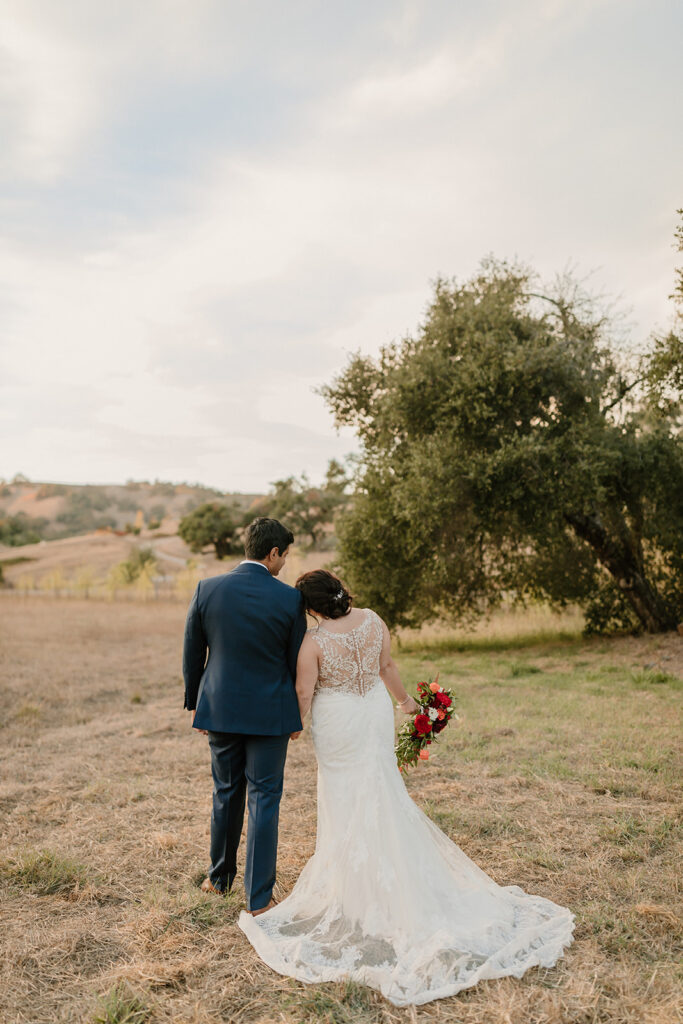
[248,897,277,917]
[200,877,226,897]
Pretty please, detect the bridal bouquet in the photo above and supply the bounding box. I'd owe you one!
[395,675,457,771]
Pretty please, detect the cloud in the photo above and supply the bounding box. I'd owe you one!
[0,0,681,490]
[0,8,96,181]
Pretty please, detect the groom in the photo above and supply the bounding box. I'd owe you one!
[182,517,307,914]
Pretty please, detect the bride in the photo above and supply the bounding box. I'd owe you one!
[238,570,574,1006]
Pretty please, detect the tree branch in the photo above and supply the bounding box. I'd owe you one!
[601,376,643,412]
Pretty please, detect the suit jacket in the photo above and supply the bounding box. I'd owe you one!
[182,562,307,735]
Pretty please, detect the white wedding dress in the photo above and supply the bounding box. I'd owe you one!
[238,609,574,1006]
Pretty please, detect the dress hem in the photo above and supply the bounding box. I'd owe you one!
[237,906,575,1007]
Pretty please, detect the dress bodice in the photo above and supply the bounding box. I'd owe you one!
[310,608,383,697]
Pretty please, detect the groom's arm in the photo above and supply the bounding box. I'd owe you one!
[182,583,207,711]
[286,591,307,683]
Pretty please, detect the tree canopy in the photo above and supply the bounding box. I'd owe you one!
[178,503,240,560]
[263,460,350,549]
[0,512,47,547]
[322,251,683,635]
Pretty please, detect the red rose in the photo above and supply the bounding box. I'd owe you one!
[435,692,452,708]
[414,714,432,735]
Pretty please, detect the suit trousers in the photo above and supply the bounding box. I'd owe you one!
[207,731,290,912]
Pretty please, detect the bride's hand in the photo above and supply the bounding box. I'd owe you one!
[400,697,418,715]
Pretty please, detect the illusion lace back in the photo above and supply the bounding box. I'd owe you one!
[312,609,384,697]
[238,609,574,1006]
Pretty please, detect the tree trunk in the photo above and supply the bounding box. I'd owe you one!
[214,537,230,560]
[564,510,677,633]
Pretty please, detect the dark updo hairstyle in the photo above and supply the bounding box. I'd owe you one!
[295,569,353,620]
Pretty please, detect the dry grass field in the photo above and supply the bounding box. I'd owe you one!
[0,595,681,1024]
[0,526,336,601]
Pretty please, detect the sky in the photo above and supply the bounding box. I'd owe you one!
[1,0,681,493]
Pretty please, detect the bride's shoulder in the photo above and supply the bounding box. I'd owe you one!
[365,607,388,634]
[363,606,383,623]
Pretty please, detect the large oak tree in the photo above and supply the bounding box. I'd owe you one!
[323,251,683,634]
[178,503,239,560]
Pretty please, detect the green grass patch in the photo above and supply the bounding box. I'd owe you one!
[631,669,681,689]
[398,629,583,655]
[286,980,378,1024]
[179,891,234,929]
[510,662,543,677]
[475,815,526,839]
[525,850,565,871]
[92,983,150,1024]
[602,814,648,846]
[648,817,682,854]
[520,753,575,780]
[582,906,681,961]
[13,701,42,721]
[621,750,672,774]
[0,849,90,896]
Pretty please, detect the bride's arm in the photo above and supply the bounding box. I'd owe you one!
[378,619,418,714]
[295,634,320,723]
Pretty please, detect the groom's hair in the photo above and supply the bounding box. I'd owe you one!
[244,517,294,560]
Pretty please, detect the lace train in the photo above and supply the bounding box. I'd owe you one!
[238,621,574,1006]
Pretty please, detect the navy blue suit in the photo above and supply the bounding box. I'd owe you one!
[182,562,307,909]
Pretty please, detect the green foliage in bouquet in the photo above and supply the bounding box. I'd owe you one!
[395,676,457,771]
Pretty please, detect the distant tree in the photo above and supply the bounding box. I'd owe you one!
[36,483,67,499]
[56,490,114,536]
[175,559,202,600]
[113,546,157,584]
[324,458,353,504]
[178,503,239,559]
[264,461,351,549]
[39,568,66,596]
[323,254,683,634]
[151,480,177,497]
[134,561,157,600]
[16,573,34,595]
[74,565,96,598]
[0,513,47,546]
